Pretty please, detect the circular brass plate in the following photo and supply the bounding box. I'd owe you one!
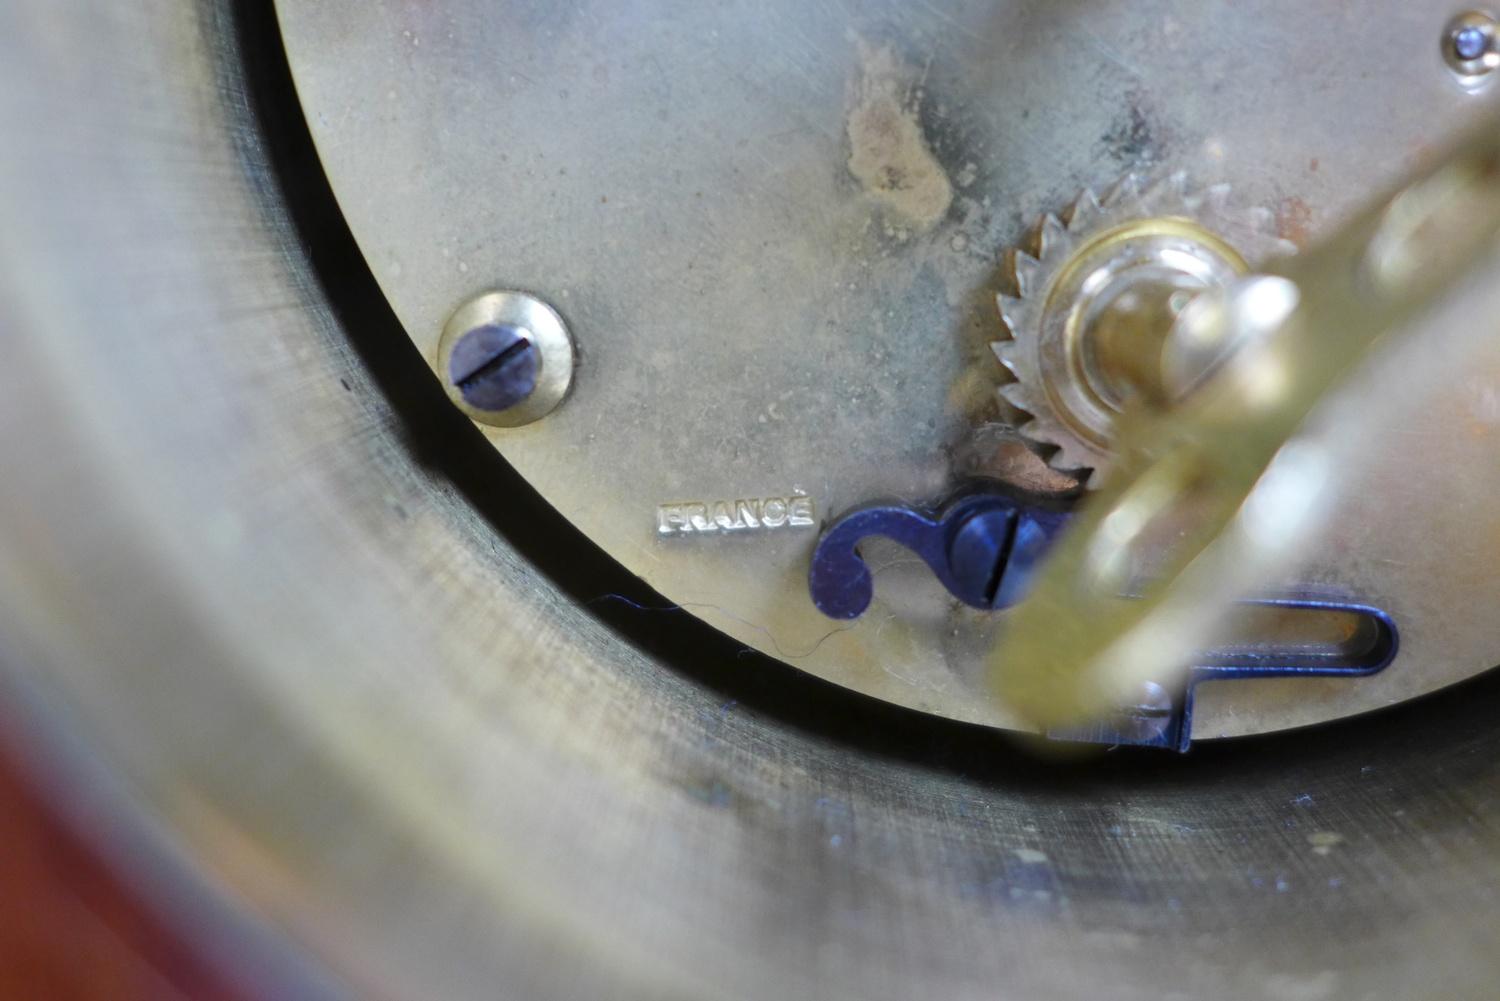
[274,2,1500,739]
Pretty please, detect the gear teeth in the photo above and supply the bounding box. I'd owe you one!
[1202,183,1232,213]
[1141,171,1188,212]
[1103,174,1143,210]
[991,339,1022,376]
[1076,466,1102,490]
[1037,213,1067,259]
[1067,189,1102,230]
[990,170,1294,490]
[1046,444,1095,474]
[1015,418,1061,448]
[996,293,1025,332]
[999,381,1039,413]
[1017,413,1105,479]
[1245,205,1276,232]
[1014,417,1042,441]
[1010,251,1042,297]
[1013,412,1064,445]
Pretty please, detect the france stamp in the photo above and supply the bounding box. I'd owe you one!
[656,494,817,536]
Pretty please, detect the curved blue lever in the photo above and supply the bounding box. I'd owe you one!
[808,493,1070,619]
[808,488,1399,750]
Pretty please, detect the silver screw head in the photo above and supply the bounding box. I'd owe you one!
[437,290,576,427]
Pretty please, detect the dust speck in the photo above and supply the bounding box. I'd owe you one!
[1013,848,1049,864]
[1307,831,1344,856]
[846,39,953,232]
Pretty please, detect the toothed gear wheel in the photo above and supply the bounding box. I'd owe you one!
[993,173,1296,487]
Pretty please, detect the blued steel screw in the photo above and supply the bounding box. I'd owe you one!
[1455,23,1489,61]
[1444,12,1499,85]
[447,322,540,412]
[946,508,1019,609]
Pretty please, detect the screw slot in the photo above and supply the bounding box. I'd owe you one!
[948,509,1021,610]
[448,323,539,412]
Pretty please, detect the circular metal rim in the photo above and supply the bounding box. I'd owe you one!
[436,290,576,428]
[1038,217,1249,453]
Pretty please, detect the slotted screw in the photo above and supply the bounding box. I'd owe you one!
[447,322,540,413]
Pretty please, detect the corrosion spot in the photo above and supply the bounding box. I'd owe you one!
[846,39,953,232]
[1277,196,1314,248]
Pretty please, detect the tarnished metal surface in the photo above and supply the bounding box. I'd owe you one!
[276,0,1500,737]
[8,3,1500,1000]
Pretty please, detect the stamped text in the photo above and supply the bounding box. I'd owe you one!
[657,494,817,536]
